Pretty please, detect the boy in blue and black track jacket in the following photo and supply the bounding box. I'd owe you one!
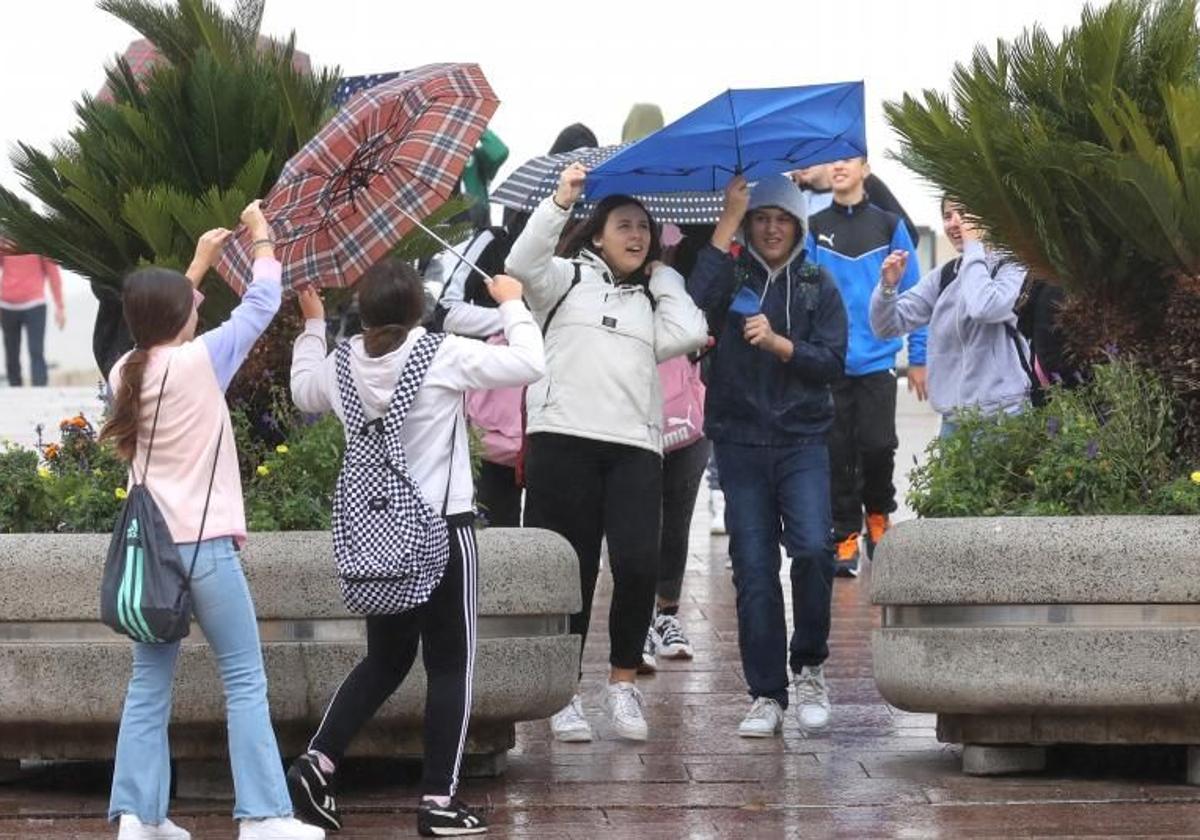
[806,156,925,576]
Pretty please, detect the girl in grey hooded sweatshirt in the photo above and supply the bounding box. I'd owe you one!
[869,199,1031,438]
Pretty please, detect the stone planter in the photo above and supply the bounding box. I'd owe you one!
[872,516,1200,782]
[0,527,580,785]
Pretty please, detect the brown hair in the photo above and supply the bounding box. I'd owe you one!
[559,194,661,278]
[99,268,195,462]
[356,257,426,357]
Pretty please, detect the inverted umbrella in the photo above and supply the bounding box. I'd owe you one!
[586,82,866,200]
[217,62,498,294]
[492,144,726,225]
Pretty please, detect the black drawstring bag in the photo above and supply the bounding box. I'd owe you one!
[100,362,221,643]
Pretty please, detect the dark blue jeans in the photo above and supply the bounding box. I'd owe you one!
[714,441,835,709]
[1,305,47,387]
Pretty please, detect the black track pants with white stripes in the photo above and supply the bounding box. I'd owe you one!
[309,513,478,796]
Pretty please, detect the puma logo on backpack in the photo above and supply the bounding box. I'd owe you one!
[331,334,452,615]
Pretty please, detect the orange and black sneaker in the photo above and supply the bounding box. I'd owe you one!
[865,513,890,560]
[835,532,861,578]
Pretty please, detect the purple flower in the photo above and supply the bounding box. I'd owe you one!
[1103,342,1120,358]
[1047,417,1060,436]
[1085,440,1100,460]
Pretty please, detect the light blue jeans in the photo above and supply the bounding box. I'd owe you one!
[108,537,292,823]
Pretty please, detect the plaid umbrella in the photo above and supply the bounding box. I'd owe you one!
[217,63,498,294]
[492,144,725,225]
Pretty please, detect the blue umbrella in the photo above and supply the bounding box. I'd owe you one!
[586,81,866,200]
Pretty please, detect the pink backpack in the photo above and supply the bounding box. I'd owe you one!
[659,355,706,453]
[465,334,525,467]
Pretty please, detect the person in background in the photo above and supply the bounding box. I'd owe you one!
[807,156,926,577]
[460,129,509,231]
[688,174,847,738]
[1,251,65,387]
[505,163,708,744]
[793,164,920,246]
[869,197,1030,438]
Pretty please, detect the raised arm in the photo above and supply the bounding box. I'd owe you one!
[686,175,749,313]
[504,163,585,314]
[427,274,545,390]
[199,202,281,391]
[289,285,335,415]
[870,256,941,339]
[890,221,927,368]
[959,238,1026,324]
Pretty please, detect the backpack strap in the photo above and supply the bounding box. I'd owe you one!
[938,258,961,297]
[541,263,582,336]
[135,358,172,486]
[382,332,447,435]
[334,342,372,435]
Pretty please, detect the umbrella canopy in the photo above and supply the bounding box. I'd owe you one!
[96,37,312,103]
[492,144,726,225]
[586,82,866,200]
[217,63,498,294]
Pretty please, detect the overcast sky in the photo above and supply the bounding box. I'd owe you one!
[2,0,1096,234]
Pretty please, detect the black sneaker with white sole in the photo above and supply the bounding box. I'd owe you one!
[417,799,488,836]
[286,751,342,831]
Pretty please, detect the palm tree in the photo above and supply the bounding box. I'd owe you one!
[0,0,337,324]
[885,0,1200,455]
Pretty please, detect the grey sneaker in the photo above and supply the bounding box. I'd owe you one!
[794,665,832,731]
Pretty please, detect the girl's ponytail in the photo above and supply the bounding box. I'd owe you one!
[98,267,196,462]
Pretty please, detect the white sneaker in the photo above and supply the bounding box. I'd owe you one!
[238,816,325,840]
[737,697,784,738]
[117,816,189,840]
[639,627,658,674]
[709,488,727,535]
[653,613,693,659]
[117,815,191,840]
[605,682,649,741]
[550,693,594,742]
[794,665,832,731]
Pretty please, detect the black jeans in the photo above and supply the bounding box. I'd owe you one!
[476,459,521,528]
[658,438,711,602]
[309,514,477,797]
[1,305,48,387]
[828,371,899,539]
[522,432,663,674]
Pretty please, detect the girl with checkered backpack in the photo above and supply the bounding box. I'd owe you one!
[287,259,544,837]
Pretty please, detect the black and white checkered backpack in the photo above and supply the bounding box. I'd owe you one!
[331,334,451,614]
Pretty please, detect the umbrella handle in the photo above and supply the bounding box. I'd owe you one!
[394,206,492,285]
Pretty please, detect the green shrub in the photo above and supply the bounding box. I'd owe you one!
[909,359,1198,517]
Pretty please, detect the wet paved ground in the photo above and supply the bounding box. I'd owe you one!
[4,388,1200,838]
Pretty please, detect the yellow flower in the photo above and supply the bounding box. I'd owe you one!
[114,487,128,500]
[275,444,289,454]
[257,465,270,477]
[37,466,51,479]
[1191,470,1200,485]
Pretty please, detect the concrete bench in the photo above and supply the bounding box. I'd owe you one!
[0,527,580,786]
[871,516,1200,782]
